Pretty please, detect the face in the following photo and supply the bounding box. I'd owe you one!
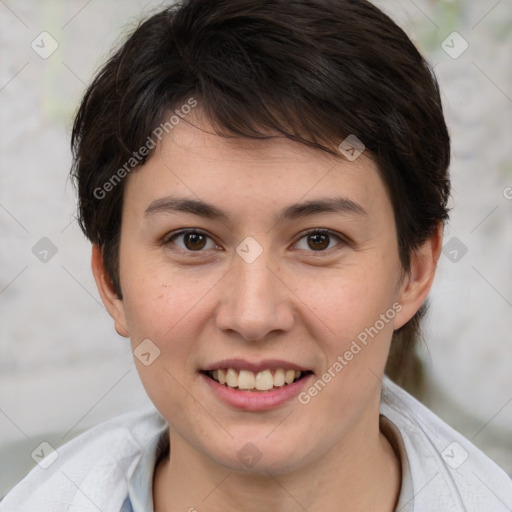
[95,112,434,474]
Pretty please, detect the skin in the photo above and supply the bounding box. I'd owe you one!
[92,112,442,512]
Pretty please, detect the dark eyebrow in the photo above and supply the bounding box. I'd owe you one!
[144,196,367,222]
[144,197,230,222]
[274,197,367,223]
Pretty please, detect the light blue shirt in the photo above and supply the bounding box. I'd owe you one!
[120,427,169,512]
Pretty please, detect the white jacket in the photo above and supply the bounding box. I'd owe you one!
[1,377,511,511]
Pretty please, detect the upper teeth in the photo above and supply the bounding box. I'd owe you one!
[211,368,302,391]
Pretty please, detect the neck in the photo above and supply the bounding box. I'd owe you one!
[153,407,401,512]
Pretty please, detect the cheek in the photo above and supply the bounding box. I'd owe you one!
[119,251,218,341]
[293,266,400,424]
[293,261,399,339]
[291,261,402,397]
[120,272,211,411]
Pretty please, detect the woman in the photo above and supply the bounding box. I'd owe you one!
[2,1,511,511]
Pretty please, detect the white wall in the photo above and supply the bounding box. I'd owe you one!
[1,0,511,496]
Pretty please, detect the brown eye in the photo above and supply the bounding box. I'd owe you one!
[166,230,216,251]
[183,232,207,250]
[307,233,330,251]
[294,230,343,252]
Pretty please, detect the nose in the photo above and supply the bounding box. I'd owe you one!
[214,249,295,341]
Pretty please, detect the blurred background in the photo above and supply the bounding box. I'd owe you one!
[1,0,511,498]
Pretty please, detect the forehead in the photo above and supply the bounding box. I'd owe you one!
[123,111,392,222]
[157,111,364,169]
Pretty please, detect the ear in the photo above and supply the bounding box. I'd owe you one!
[91,244,129,338]
[393,223,443,330]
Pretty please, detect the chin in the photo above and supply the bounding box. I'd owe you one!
[203,431,314,476]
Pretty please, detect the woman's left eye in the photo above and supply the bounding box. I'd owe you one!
[166,230,218,251]
[294,230,343,251]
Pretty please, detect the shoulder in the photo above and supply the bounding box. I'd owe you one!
[381,377,512,511]
[0,407,166,512]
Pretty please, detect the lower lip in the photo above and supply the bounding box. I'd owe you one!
[200,372,314,411]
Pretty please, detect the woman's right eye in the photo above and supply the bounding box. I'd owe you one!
[165,230,218,251]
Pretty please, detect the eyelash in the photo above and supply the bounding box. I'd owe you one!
[163,228,346,253]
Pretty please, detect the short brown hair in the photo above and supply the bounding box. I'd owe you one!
[71,0,450,385]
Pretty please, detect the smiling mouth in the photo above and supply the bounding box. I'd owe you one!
[203,368,313,392]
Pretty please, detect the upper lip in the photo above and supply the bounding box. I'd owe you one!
[202,358,312,373]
